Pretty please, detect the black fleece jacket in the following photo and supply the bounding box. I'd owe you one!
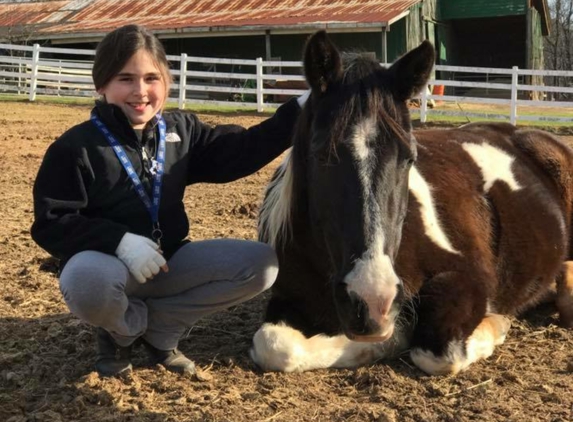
[31,99,300,267]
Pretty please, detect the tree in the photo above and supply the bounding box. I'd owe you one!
[544,0,573,100]
[0,3,40,48]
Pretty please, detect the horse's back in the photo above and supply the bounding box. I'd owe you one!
[415,123,573,235]
[407,124,573,313]
[414,123,573,220]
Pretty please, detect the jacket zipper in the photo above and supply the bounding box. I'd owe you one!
[135,143,153,182]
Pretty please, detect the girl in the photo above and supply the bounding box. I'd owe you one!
[31,24,307,378]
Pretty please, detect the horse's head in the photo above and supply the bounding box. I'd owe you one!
[296,31,434,341]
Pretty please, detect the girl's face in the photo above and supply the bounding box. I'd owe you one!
[98,49,167,129]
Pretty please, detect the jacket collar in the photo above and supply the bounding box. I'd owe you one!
[93,101,161,146]
[92,101,138,145]
[92,101,175,146]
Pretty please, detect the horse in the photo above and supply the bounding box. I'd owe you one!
[249,30,573,375]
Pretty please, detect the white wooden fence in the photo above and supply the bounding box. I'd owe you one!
[1,42,572,124]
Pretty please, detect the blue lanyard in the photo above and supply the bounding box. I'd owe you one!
[90,113,167,245]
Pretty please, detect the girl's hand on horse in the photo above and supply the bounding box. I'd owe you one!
[115,232,169,283]
[297,90,311,108]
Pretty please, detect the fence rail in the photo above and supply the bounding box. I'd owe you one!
[1,43,572,123]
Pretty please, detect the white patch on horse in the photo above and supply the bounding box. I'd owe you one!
[258,150,293,249]
[250,322,408,372]
[409,167,461,255]
[410,340,467,375]
[344,235,401,330]
[410,314,510,375]
[462,142,522,192]
[351,116,377,161]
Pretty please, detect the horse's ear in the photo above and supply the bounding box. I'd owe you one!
[388,40,435,102]
[303,30,343,94]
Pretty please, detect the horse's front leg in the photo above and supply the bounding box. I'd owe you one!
[556,261,573,328]
[250,294,410,372]
[412,313,511,376]
[409,271,510,375]
[250,321,409,372]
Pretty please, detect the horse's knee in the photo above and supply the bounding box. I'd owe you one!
[556,261,573,328]
[410,314,510,375]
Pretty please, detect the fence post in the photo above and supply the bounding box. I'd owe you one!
[18,62,23,95]
[256,57,263,112]
[178,53,188,109]
[420,83,428,123]
[29,43,40,102]
[510,66,519,125]
[57,60,62,96]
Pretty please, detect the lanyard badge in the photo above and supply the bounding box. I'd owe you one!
[91,113,167,246]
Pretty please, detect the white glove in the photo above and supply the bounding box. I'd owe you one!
[115,232,168,284]
[297,89,311,107]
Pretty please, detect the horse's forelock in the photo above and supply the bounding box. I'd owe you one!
[260,53,413,248]
[329,53,413,155]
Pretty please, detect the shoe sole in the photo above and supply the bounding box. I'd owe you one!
[96,363,133,378]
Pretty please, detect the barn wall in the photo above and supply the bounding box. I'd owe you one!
[164,35,267,60]
[527,6,545,97]
[405,2,423,52]
[440,0,527,20]
[528,6,544,70]
[387,18,407,62]
[163,26,415,66]
[278,27,410,64]
[446,16,526,68]
[269,31,406,63]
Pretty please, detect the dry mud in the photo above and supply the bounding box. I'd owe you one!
[1,101,572,422]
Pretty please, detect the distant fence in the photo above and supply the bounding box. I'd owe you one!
[1,42,573,124]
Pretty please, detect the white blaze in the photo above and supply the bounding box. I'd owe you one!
[351,116,377,161]
[345,117,401,320]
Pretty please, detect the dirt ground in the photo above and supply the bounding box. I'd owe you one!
[1,101,572,422]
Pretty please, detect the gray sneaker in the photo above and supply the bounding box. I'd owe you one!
[142,339,196,375]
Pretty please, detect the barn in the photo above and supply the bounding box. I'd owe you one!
[0,0,550,91]
[0,0,430,64]
[437,0,549,70]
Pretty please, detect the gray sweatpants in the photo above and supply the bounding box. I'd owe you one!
[59,239,278,350]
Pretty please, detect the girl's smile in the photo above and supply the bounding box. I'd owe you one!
[97,50,167,129]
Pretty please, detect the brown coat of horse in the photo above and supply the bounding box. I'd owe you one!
[250,31,573,375]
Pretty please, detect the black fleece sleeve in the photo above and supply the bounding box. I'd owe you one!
[31,140,128,260]
[186,98,300,184]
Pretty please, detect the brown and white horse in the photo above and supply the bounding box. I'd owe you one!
[250,30,573,375]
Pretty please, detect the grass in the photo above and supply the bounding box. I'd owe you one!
[0,93,273,115]
[1,93,571,131]
[413,101,573,132]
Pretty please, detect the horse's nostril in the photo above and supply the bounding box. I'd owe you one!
[355,297,366,319]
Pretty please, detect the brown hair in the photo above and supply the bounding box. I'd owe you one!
[92,25,172,97]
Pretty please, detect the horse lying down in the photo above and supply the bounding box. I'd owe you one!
[250,30,573,375]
